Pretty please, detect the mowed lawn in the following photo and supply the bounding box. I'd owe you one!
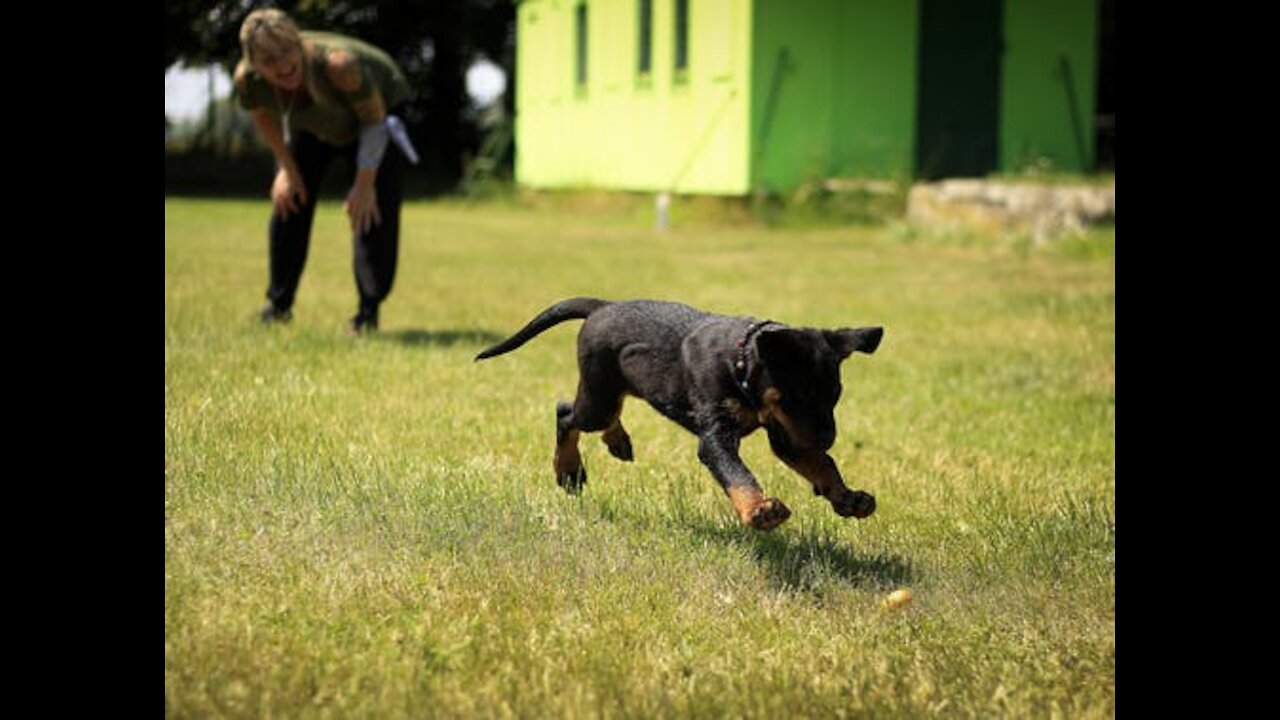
[165,197,1115,718]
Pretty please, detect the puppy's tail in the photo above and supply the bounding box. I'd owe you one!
[475,297,610,360]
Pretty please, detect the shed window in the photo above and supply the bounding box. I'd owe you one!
[638,0,653,75]
[674,0,689,73]
[575,3,588,87]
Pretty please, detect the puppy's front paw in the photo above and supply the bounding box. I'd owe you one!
[557,465,587,495]
[831,490,876,519]
[747,498,792,531]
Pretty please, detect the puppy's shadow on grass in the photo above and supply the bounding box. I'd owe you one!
[688,517,915,593]
[380,328,505,350]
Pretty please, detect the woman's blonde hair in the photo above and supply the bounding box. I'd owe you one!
[239,8,302,63]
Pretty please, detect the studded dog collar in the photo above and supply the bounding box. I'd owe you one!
[731,319,778,407]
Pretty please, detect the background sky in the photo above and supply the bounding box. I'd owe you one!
[166,64,234,121]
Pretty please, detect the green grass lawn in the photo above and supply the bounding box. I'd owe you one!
[165,197,1115,718]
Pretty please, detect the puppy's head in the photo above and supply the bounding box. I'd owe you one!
[757,326,883,452]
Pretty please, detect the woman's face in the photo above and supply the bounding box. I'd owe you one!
[253,45,304,91]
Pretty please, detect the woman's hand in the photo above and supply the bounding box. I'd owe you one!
[345,180,381,235]
[270,168,307,219]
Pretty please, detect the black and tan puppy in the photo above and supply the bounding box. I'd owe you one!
[476,298,883,531]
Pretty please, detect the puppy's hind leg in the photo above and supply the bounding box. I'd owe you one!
[554,352,628,494]
[600,402,634,462]
[554,401,587,494]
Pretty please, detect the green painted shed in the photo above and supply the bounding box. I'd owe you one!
[515,0,1106,195]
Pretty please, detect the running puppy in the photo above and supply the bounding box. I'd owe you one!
[475,298,883,531]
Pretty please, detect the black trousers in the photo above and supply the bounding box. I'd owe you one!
[265,128,405,320]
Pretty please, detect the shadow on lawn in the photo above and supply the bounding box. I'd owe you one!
[584,493,915,593]
[687,518,916,593]
[379,328,505,350]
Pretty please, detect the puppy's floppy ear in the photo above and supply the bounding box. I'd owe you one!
[823,327,883,359]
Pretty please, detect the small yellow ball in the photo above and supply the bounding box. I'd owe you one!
[884,588,913,610]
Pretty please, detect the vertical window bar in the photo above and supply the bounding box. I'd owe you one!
[576,3,588,87]
[674,0,689,72]
[638,0,653,75]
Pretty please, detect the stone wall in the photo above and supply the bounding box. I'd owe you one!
[907,180,1115,242]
